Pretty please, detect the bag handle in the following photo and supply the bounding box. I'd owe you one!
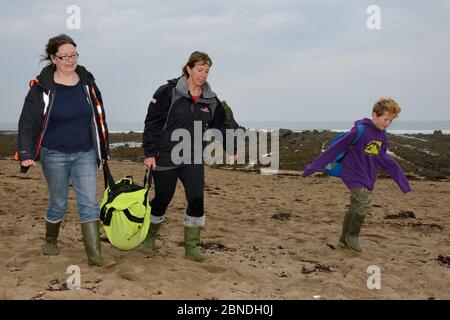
[143,168,152,189]
[102,160,116,190]
[103,160,152,190]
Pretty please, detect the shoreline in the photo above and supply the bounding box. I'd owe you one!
[3,127,450,135]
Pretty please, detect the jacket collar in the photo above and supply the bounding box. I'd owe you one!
[174,75,216,99]
[36,64,94,91]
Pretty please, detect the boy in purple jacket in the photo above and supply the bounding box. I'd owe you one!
[301,97,411,252]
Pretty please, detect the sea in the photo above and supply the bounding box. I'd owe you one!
[2,121,450,134]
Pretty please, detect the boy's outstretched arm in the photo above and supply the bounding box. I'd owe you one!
[379,144,412,193]
[301,126,360,177]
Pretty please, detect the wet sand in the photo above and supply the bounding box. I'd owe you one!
[0,159,449,299]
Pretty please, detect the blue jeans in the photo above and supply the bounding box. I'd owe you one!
[40,147,99,223]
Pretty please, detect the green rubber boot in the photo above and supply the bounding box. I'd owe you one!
[81,220,103,266]
[339,213,353,245]
[184,227,205,262]
[345,214,366,252]
[142,223,161,251]
[43,221,61,255]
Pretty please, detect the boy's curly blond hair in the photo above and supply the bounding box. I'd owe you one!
[373,97,401,117]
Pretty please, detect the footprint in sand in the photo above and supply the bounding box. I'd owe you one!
[3,187,16,194]
[271,212,296,221]
[201,265,226,274]
[364,233,388,240]
[118,270,138,282]
[16,247,42,259]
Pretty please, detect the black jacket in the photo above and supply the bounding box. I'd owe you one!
[17,65,109,169]
[143,76,232,167]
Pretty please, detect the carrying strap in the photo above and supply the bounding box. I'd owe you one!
[102,160,116,190]
[101,207,145,226]
[332,124,366,164]
[143,169,152,189]
[353,124,365,144]
[103,160,152,190]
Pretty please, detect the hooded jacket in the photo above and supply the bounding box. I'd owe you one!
[17,64,109,170]
[302,118,411,193]
[143,76,232,167]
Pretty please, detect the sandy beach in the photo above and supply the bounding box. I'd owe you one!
[0,158,449,300]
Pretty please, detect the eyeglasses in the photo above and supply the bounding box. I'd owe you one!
[54,52,79,61]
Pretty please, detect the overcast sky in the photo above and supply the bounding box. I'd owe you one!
[1,0,449,126]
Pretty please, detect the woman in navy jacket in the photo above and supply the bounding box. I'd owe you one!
[17,34,109,266]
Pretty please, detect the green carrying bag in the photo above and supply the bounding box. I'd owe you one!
[100,161,151,251]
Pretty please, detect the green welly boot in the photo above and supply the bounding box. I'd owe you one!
[142,223,161,252]
[345,214,366,252]
[339,213,353,245]
[184,227,206,262]
[43,221,61,255]
[81,220,103,266]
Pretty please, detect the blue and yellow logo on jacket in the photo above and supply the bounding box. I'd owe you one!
[364,141,382,155]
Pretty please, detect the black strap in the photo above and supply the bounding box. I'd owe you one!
[102,160,116,190]
[123,209,145,224]
[143,188,150,207]
[99,204,107,223]
[143,169,152,189]
[104,160,151,191]
[102,207,115,226]
[102,207,145,226]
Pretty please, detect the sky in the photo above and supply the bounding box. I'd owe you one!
[1,0,449,127]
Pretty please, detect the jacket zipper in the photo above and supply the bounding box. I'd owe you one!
[34,90,55,160]
[83,84,102,160]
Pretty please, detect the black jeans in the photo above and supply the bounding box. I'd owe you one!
[150,164,205,226]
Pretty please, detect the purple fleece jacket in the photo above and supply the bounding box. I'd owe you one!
[302,118,411,193]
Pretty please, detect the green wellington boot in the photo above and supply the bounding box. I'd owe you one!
[345,214,366,252]
[184,227,206,262]
[142,223,161,251]
[339,213,353,245]
[43,221,61,255]
[81,220,103,266]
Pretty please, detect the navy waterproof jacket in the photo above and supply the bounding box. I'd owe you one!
[17,64,109,171]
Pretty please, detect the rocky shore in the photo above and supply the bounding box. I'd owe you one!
[2,129,450,181]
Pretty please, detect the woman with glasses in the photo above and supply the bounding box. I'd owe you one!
[17,34,110,266]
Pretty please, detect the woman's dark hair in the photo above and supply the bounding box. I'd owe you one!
[182,51,212,77]
[41,34,77,65]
